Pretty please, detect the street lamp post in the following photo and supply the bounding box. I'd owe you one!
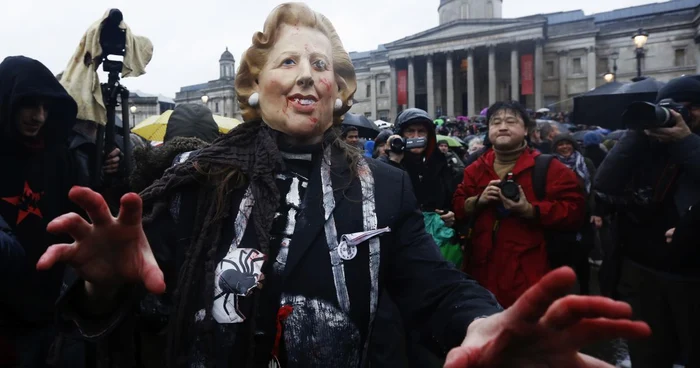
[603,51,619,83]
[129,105,138,128]
[201,95,209,105]
[632,28,649,80]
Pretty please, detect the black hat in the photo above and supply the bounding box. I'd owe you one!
[656,75,700,104]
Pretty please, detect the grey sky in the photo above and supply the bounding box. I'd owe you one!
[1,0,656,97]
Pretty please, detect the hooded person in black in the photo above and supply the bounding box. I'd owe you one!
[0,56,84,367]
[129,104,220,193]
[394,108,455,225]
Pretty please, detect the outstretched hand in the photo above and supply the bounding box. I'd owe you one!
[37,186,165,295]
[445,267,650,368]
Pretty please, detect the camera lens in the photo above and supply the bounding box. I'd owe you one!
[389,137,405,153]
[499,181,520,202]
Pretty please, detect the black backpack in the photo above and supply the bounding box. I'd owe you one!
[532,154,582,269]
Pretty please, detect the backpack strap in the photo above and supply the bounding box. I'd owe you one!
[532,154,555,201]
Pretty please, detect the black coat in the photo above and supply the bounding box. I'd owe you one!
[583,145,607,168]
[58,145,501,368]
[594,129,700,276]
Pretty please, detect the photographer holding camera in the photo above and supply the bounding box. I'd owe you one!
[453,101,585,307]
[595,75,700,367]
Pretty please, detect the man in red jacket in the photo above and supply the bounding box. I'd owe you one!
[453,101,585,307]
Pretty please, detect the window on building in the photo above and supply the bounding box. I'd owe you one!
[364,112,372,118]
[379,81,386,95]
[366,83,371,98]
[597,57,608,75]
[572,57,583,74]
[675,49,686,67]
[215,102,219,112]
[545,61,555,77]
[379,110,389,122]
[460,4,469,18]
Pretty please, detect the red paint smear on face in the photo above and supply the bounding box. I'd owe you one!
[319,78,331,92]
[309,117,318,124]
[282,99,289,116]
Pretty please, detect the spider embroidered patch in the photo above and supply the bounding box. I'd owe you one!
[212,248,265,323]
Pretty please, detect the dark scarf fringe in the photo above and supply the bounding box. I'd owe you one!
[139,120,283,367]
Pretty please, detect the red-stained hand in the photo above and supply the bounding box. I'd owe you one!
[444,267,650,368]
[36,186,165,295]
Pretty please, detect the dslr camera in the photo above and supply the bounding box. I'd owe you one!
[498,173,520,202]
[622,98,691,130]
[389,137,428,154]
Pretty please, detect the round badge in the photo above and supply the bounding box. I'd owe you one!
[337,241,357,261]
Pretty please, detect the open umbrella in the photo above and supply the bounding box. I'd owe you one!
[436,135,463,148]
[536,108,550,113]
[342,113,379,139]
[573,77,665,130]
[434,118,445,126]
[133,110,241,141]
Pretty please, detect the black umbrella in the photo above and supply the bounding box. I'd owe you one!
[342,113,379,139]
[573,77,666,130]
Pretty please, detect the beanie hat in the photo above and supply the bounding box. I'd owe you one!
[656,75,700,104]
[583,131,603,147]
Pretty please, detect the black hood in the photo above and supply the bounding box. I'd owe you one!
[163,103,219,144]
[0,56,77,146]
[394,108,437,157]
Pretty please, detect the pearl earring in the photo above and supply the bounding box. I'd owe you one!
[334,98,343,111]
[248,92,260,107]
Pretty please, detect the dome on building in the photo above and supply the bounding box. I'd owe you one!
[220,47,235,62]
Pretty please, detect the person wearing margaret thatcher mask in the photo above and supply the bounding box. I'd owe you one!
[37,3,649,367]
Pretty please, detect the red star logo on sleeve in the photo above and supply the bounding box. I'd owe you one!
[2,181,44,225]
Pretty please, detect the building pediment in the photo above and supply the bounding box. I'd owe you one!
[384,19,545,49]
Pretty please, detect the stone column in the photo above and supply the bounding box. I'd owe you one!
[426,54,435,117]
[488,45,497,105]
[694,41,700,74]
[370,74,377,119]
[558,50,568,108]
[467,48,476,116]
[587,46,596,90]
[446,52,455,117]
[510,45,519,101]
[408,57,416,108]
[535,39,544,109]
[389,60,397,120]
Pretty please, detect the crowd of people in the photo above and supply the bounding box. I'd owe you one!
[2,2,699,368]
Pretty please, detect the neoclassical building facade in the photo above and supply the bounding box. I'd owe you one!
[175,48,241,120]
[350,0,700,122]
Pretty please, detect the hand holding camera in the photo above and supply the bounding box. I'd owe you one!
[387,135,405,163]
[477,180,503,207]
[644,110,692,143]
[496,173,533,216]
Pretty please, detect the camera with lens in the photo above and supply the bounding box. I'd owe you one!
[622,98,691,130]
[389,137,427,154]
[498,174,520,202]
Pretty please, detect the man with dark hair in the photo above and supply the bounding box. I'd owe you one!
[595,74,700,367]
[341,125,359,146]
[536,122,558,154]
[453,100,585,307]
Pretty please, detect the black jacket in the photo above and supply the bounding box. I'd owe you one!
[57,144,501,368]
[0,215,24,278]
[583,145,607,168]
[594,129,700,276]
[0,56,79,326]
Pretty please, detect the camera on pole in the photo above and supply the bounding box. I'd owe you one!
[93,9,133,188]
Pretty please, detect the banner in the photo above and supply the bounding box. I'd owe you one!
[397,69,408,106]
[521,54,534,96]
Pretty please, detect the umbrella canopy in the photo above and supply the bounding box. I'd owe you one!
[436,135,463,148]
[374,120,392,130]
[572,130,590,141]
[342,113,379,139]
[480,107,488,116]
[573,77,665,130]
[536,108,550,113]
[434,118,445,126]
[132,110,240,141]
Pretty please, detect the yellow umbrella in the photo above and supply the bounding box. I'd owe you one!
[132,110,243,141]
[212,115,242,133]
[132,110,174,141]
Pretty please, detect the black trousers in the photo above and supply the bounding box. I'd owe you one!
[617,259,700,368]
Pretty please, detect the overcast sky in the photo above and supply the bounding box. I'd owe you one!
[1,0,657,97]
